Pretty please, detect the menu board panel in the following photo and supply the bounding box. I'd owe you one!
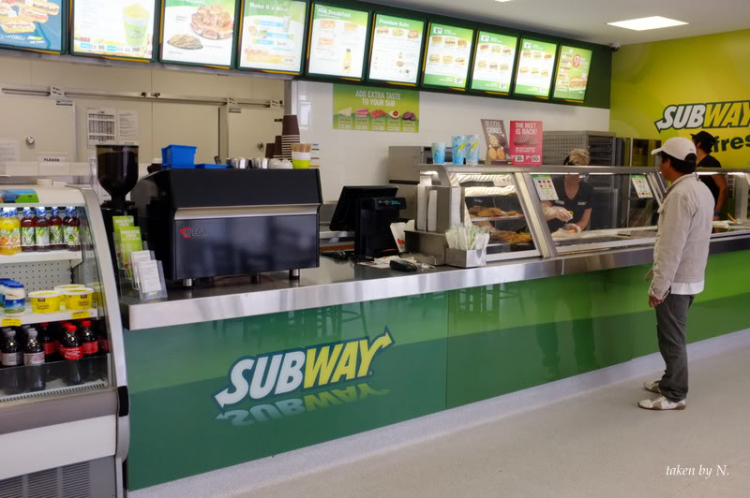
[513,38,557,98]
[422,23,473,89]
[0,0,63,52]
[307,3,369,79]
[72,0,156,59]
[161,0,237,67]
[553,45,593,101]
[238,0,307,73]
[470,31,517,93]
[367,14,424,85]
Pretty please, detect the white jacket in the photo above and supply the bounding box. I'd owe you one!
[650,174,714,299]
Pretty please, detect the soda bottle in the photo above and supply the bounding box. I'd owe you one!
[1,330,23,368]
[79,321,99,381]
[61,325,83,386]
[0,330,23,395]
[49,207,65,251]
[34,207,50,252]
[0,209,14,255]
[64,207,81,252]
[24,329,46,392]
[97,320,110,355]
[20,207,36,252]
[39,323,59,362]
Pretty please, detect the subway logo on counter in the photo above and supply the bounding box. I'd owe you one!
[214,329,394,408]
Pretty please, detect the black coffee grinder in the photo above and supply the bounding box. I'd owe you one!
[96,145,140,285]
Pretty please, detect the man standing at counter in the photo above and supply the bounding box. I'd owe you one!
[640,137,714,411]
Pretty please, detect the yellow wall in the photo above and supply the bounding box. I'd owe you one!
[610,29,750,168]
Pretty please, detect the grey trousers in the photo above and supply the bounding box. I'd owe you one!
[655,293,695,402]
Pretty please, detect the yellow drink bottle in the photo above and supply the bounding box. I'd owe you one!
[10,209,21,254]
[0,209,13,255]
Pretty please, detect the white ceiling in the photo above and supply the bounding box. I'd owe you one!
[368,0,750,46]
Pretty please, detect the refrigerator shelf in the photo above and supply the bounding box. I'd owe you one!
[0,379,107,403]
[0,250,82,265]
[1,308,98,327]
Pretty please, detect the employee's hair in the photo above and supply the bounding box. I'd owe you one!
[564,149,590,166]
[693,135,716,154]
[660,152,697,174]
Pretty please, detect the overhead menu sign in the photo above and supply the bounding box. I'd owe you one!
[553,45,593,101]
[368,14,424,86]
[0,0,63,52]
[307,3,369,79]
[160,0,237,67]
[422,23,473,89]
[73,0,156,59]
[514,38,557,98]
[238,0,307,73]
[470,32,517,94]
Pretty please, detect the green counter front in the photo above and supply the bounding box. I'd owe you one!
[124,251,750,490]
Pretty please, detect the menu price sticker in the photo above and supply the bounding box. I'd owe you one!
[510,120,543,166]
[533,175,559,201]
[471,32,518,93]
[553,46,593,101]
[368,14,424,85]
[71,311,91,320]
[0,0,63,52]
[239,0,307,73]
[73,0,156,59]
[161,0,237,67]
[308,4,369,79]
[1,318,22,327]
[631,175,654,199]
[514,39,557,98]
[422,23,473,89]
[333,84,419,133]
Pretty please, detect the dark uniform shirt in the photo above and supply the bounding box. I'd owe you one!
[697,155,722,205]
[549,176,594,232]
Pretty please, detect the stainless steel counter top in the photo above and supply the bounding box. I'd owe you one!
[120,235,750,331]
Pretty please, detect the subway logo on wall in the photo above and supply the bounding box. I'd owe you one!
[214,329,394,408]
[655,100,750,153]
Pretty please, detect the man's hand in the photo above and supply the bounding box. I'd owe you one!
[649,295,664,308]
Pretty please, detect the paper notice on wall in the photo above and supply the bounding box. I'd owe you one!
[87,108,118,148]
[0,139,21,165]
[119,111,139,144]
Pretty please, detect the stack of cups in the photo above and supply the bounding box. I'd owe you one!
[291,143,312,169]
[281,115,300,160]
[431,142,446,165]
[452,136,466,165]
[465,135,480,165]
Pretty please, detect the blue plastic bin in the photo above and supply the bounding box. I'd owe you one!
[162,145,197,166]
[196,163,229,169]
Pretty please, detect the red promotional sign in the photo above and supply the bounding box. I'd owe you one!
[510,121,543,166]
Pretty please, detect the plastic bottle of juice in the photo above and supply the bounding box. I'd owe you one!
[20,207,36,252]
[48,207,65,251]
[34,207,50,252]
[64,207,81,252]
[0,209,12,255]
[9,209,21,254]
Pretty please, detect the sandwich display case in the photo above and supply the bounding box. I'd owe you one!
[0,185,128,498]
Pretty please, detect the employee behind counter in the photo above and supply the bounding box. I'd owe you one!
[543,149,594,233]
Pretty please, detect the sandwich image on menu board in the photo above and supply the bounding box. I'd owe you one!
[513,38,557,98]
[308,3,369,79]
[0,0,63,52]
[239,0,307,73]
[553,45,593,101]
[73,0,156,59]
[422,23,473,89]
[470,31,518,93]
[368,14,424,85]
[161,0,236,67]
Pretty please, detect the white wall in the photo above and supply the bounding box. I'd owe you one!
[0,56,284,165]
[295,81,611,202]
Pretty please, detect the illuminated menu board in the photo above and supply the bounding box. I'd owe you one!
[0,0,63,53]
[421,23,473,89]
[238,0,308,73]
[553,45,593,101]
[513,38,557,98]
[160,0,238,67]
[470,31,517,94]
[368,14,425,86]
[307,3,369,79]
[72,0,157,60]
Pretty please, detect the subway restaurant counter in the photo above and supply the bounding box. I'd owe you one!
[121,235,750,491]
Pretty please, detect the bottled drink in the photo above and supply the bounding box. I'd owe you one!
[10,209,20,254]
[20,207,36,252]
[64,207,81,251]
[61,325,83,386]
[1,330,23,368]
[48,207,65,251]
[0,330,23,394]
[97,320,110,355]
[34,207,50,252]
[0,209,14,255]
[39,323,59,362]
[79,321,99,381]
[24,329,46,392]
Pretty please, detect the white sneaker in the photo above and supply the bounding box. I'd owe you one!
[644,380,661,394]
[638,395,686,411]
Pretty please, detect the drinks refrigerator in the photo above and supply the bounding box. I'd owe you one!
[0,185,128,498]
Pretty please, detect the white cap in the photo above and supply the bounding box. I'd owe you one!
[651,137,697,161]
